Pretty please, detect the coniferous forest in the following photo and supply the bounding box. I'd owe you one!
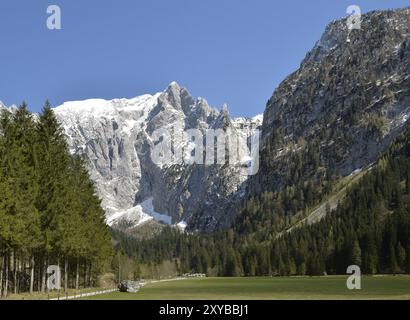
[0,103,112,297]
[113,124,410,278]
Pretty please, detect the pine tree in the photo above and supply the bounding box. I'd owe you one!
[224,248,239,277]
[351,240,362,266]
[0,101,115,295]
[7,103,42,294]
[397,242,406,272]
[35,101,71,291]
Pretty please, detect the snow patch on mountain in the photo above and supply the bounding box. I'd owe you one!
[54,94,159,115]
[107,197,172,227]
[176,220,188,232]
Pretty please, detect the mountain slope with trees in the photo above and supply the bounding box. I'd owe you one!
[112,123,410,277]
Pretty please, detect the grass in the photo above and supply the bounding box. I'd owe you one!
[80,276,410,300]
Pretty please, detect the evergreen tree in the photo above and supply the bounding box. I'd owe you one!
[35,101,71,291]
[0,102,113,296]
[351,240,362,266]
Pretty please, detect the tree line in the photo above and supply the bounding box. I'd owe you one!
[0,102,112,297]
[113,124,410,277]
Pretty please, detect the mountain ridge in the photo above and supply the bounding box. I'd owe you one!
[255,6,410,199]
[48,82,262,232]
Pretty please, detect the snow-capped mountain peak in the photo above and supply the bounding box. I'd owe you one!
[52,83,262,232]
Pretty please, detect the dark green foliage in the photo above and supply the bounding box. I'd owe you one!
[0,102,113,296]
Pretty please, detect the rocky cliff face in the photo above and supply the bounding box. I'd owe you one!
[254,7,410,195]
[53,82,261,232]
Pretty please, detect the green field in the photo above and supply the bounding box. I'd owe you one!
[81,276,410,300]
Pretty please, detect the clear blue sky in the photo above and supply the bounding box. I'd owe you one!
[0,0,408,116]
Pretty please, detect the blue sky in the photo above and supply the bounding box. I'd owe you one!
[0,0,409,116]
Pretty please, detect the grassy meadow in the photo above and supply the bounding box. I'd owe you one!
[80,276,410,300]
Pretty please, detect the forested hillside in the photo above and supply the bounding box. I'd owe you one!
[0,103,112,297]
[112,123,410,277]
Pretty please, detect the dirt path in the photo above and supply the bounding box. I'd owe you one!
[50,288,118,300]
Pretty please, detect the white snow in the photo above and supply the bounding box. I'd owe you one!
[122,119,139,135]
[252,114,263,123]
[232,114,263,126]
[401,111,410,124]
[176,220,188,232]
[349,168,362,177]
[106,197,172,226]
[54,94,160,116]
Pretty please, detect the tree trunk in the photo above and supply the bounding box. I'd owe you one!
[84,262,88,288]
[17,258,21,294]
[0,255,4,297]
[64,257,68,293]
[13,251,17,294]
[4,253,9,297]
[89,263,93,287]
[57,258,60,293]
[29,256,35,294]
[41,256,47,293]
[46,257,50,293]
[37,266,41,293]
[75,257,80,290]
[118,254,121,283]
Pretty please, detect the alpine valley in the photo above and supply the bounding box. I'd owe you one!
[109,7,410,277]
[1,7,410,279]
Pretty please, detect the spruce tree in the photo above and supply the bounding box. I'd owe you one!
[9,103,41,294]
[35,101,71,291]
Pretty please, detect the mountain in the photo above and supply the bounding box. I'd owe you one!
[251,7,410,200]
[53,82,262,233]
[230,7,410,245]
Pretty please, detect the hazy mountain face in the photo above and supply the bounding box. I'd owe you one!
[53,82,262,232]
